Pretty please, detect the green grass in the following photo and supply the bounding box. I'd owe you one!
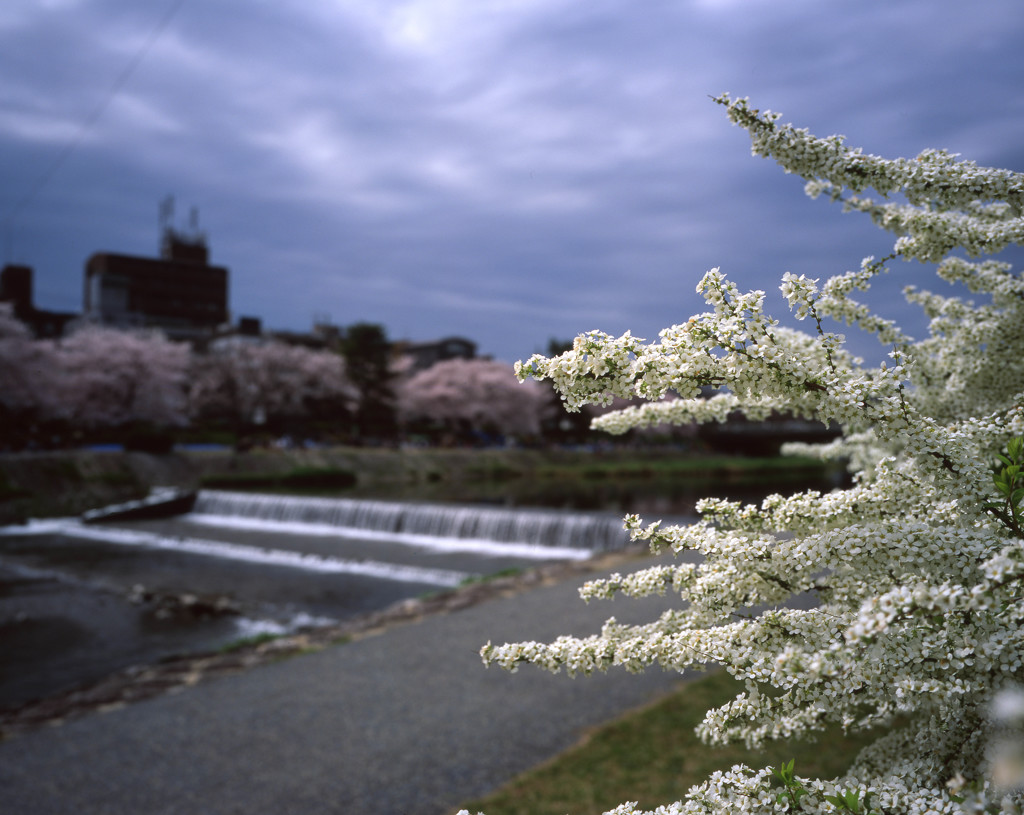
[459,670,890,815]
[536,455,837,484]
[217,632,281,653]
[459,568,525,587]
[0,473,30,502]
[415,568,527,602]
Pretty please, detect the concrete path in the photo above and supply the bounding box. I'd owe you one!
[0,554,690,815]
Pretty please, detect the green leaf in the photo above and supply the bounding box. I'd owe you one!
[825,788,874,813]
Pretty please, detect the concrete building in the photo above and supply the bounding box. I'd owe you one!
[83,228,229,342]
[0,264,78,338]
[398,336,477,373]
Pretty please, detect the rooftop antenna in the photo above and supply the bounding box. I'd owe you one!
[159,194,174,229]
[189,205,199,236]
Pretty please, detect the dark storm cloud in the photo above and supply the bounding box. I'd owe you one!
[1,0,1022,364]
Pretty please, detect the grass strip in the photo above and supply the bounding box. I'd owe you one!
[535,455,836,483]
[459,669,886,815]
[200,466,357,491]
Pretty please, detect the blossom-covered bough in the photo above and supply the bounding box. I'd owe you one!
[474,95,1024,814]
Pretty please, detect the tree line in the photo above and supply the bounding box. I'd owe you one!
[0,314,616,451]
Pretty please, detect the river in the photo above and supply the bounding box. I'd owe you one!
[0,474,831,711]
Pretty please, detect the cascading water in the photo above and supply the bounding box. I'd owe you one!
[191,490,631,552]
[0,490,639,711]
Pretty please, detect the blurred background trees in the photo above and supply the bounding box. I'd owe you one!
[397,357,551,446]
[9,305,819,453]
[57,326,191,439]
[0,306,825,454]
[0,312,577,452]
[189,340,356,449]
[0,309,363,452]
[340,322,398,444]
[0,304,63,450]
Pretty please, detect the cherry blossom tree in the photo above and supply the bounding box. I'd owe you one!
[474,96,1024,815]
[53,325,192,431]
[189,340,356,441]
[0,304,63,448]
[396,357,550,443]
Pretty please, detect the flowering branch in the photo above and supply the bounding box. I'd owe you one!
[482,97,1024,815]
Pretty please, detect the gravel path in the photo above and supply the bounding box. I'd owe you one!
[0,552,690,815]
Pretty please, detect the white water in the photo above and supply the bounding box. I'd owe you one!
[184,513,595,561]
[0,518,471,587]
[0,492,629,587]
[191,490,629,554]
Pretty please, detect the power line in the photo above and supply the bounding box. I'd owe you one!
[2,0,187,257]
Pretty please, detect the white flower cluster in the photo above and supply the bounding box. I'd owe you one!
[486,99,1024,815]
[716,93,1024,268]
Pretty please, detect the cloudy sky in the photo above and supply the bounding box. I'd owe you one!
[2,0,1022,363]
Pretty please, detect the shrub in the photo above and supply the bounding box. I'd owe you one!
[474,96,1024,814]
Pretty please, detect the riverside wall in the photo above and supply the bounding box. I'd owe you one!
[0,446,681,524]
[0,445,835,525]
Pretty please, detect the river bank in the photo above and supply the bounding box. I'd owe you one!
[0,445,840,524]
[0,446,837,738]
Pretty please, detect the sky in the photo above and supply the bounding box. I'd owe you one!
[1,0,1023,364]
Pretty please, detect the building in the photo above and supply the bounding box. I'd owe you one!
[0,263,78,338]
[398,336,477,373]
[83,228,229,342]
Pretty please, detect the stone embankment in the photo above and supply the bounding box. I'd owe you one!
[0,450,195,524]
[0,444,833,525]
[0,446,529,523]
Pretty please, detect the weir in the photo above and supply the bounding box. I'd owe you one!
[191,490,632,552]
